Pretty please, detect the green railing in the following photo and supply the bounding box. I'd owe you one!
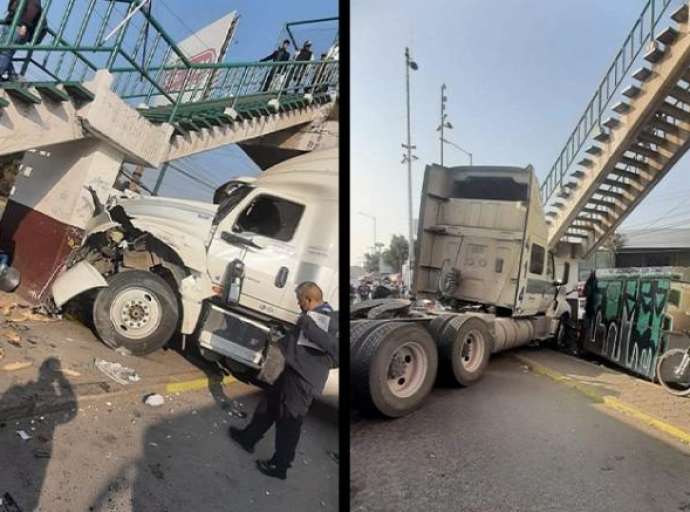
[540,0,678,204]
[0,0,338,123]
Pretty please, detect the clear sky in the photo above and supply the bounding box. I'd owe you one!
[350,0,690,265]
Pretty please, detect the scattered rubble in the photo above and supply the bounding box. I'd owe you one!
[4,329,21,346]
[94,359,139,386]
[15,430,31,441]
[57,368,81,377]
[2,362,32,371]
[144,394,165,407]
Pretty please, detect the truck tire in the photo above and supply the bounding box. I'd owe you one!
[350,298,410,319]
[428,314,456,342]
[350,320,382,355]
[438,316,492,387]
[93,270,180,356]
[352,321,437,418]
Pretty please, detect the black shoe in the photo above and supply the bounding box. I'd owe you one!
[256,459,287,480]
[228,427,254,454]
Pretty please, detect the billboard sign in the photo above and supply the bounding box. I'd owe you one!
[154,11,239,106]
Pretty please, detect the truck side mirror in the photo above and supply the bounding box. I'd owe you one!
[552,262,570,286]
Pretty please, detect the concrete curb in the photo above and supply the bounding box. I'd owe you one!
[0,369,237,423]
[510,353,690,445]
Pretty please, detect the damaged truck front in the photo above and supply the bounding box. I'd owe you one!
[51,149,339,392]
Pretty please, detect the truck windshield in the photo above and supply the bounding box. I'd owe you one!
[214,183,253,225]
[450,176,528,201]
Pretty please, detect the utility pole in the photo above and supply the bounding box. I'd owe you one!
[438,83,452,166]
[402,47,418,271]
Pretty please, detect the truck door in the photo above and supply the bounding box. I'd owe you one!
[206,189,306,323]
[517,241,551,316]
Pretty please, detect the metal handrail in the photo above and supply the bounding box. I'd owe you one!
[540,0,677,204]
[0,0,338,123]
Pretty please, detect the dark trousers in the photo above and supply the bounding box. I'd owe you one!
[241,366,315,470]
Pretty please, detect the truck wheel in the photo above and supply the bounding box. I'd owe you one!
[438,316,492,387]
[93,270,180,356]
[352,322,437,418]
[350,320,382,356]
[428,314,456,342]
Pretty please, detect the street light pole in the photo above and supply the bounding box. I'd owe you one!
[440,84,445,166]
[403,47,418,273]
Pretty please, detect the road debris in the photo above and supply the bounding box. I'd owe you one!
[95,359,139,386]
[4,329,21,346]
[228,405,247,419]
[57,368,81,377]
[15,430,31,441]
[115,346,132,356]
[3,362,32,371]
[34,449,51,459]
[144,394,165,407]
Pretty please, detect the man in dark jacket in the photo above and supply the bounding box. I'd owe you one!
[289,40,313,92]
[0,0,42,81]
[229,281,338,480]
[260,39,291,92]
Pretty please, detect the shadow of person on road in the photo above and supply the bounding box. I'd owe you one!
[88,386,339,512]
[0,357,77,511]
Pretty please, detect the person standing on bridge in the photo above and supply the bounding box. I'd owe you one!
[260,39,291,92]
[229,281,339,480]
[0,0,42,82]
[290,40,313,92]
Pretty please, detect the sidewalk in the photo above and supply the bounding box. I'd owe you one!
[0,292,235,422]
[510,346,690,444]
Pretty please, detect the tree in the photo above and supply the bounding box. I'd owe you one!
[363,252,379,273]
[382,234,410,273]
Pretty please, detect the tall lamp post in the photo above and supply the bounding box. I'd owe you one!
[442,137,473,166]
[402,47,418,272]
[437,84,453,166]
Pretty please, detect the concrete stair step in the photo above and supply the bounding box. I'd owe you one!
[613,101,631,114]
[585,145,603,156]
[593,129,610,143]
[656,26,679,46]
[671,3,688,23]
[623,84,643,98]
[578,158,595,168]
[602,116,621,129]
[632,67,653,82]
[644,42,666,63]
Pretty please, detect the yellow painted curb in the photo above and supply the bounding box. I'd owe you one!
[165,375,236,394]
[512,354,690,445]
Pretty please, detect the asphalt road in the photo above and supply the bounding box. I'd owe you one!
[351,354,690,512]
[0,382,339,511]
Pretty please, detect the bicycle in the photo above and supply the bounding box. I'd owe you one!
[656,342,690,396]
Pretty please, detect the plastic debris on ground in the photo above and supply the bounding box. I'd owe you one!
[115,346,132,356]
[16,430,31,441]
[228,405,247,419]
[95,359,140,386]
[144,394,165,407]
[3,362,32,371]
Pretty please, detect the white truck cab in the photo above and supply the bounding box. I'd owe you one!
[51,148,339,393]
